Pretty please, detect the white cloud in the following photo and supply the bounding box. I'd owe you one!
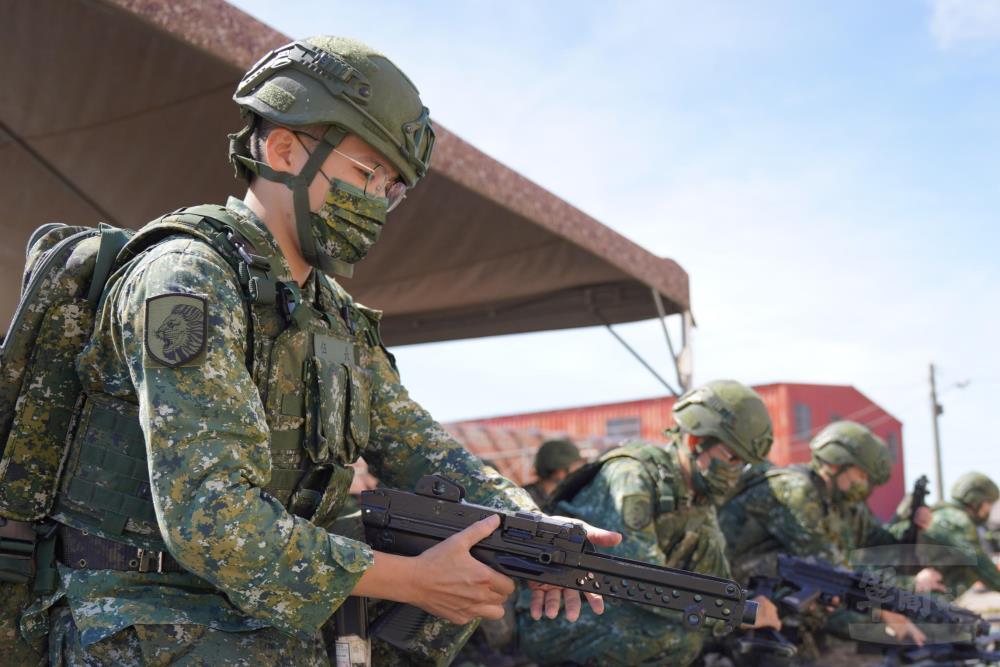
[929,0,1000,49]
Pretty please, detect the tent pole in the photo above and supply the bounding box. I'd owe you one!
[599,314,679,397]
[651,289,686,393]
[0,119,120,226]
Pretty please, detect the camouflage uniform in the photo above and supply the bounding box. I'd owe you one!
[517,436,729,667]
[719,423,900,661]
[36,197,533,665]
[890,473,1000,597]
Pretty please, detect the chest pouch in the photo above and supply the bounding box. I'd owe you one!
[305,333,373,466]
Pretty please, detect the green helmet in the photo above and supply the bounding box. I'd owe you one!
[810,421,892,486]
[230,36,434,187]
[534,439,582,479]
[951,472,999,508]
[672,380,773,464]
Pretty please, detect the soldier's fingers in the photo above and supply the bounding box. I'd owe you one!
[478,564,515,598]
[584,591,605,615]
[544,588,562,619]
[451,514,501,551]
[530,588,546,620]
[469,604,506,621]
[562,588,582,622]
[549,516,622,547]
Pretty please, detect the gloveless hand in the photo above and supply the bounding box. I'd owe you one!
[408,514,516,625]
[527,517,622,621]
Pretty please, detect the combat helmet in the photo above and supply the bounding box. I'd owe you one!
[227,37,435,277]
[810,421,892,486]
[672,380,773,464]
[951,472,999,509]
[230,36,434,186]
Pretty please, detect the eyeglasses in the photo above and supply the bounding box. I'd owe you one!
[329,147,408,212]
[294,131,407,212]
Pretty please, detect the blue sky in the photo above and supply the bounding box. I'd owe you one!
[230,0,1000,493]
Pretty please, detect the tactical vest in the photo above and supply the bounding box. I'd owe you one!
[549,441,681,516]
[49,205,380,552]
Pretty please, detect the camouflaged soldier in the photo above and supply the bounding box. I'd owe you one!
[517,380,782,667]
[522,439,584,509]
[719,421,930,654]
[12,36,617,666]
[910,472,1000,596]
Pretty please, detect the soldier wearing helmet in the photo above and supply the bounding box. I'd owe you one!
[522,439,584,508]
[35,37,618,666]
[913,472,1000,596]
[719,420,933,657]
[516,380,782,667]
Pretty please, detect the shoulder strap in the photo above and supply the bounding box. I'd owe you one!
[117,205,290,371]
[86,224,132,307]
[549,443,677,514]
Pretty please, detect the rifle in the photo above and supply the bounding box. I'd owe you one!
[874,629,1000,666]
[775,555,990,638]
[360,475,758,651]
[902,475,930,547]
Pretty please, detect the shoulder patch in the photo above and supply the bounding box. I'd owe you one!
[621,494,654,531]
[145,294,207,367]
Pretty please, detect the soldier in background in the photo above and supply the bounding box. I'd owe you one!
[517,380,782,666]
[522,439,584,509]
[903,472,1000,597]
[719,421,930,662]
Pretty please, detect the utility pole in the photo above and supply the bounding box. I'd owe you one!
[929,363,945,503]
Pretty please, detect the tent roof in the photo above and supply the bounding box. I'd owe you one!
[1,0,689,346]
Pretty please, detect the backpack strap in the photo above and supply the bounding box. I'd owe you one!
[86,224,132,307]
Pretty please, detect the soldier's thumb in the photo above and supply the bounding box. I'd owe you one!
[452,514,500,550]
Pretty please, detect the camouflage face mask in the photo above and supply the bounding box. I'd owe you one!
[833,477,870,505]
[310,179,387,266]
[693,457,744,506]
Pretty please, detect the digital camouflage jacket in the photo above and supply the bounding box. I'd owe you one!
[33,198,535,650]
[517,436,727,667]
[919,502,1000,596]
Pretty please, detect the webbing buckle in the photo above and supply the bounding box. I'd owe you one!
[0,517,37,584]
[136,548,164,574]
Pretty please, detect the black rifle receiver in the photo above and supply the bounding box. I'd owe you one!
[902,475,930,547]
[776,555,990,638]
[360,475,757,648]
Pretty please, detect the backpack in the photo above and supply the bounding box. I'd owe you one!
[0,205,275,528]
[0,223,132,523]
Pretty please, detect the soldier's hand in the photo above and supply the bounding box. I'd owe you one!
[913,567,946,594]
[410,514,516,625]
[913,506,933,531]
[881,609,927,646]
[748,595,782,631]
[528,517,622,622]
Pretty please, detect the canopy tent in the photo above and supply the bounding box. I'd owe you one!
[1,0,692,387]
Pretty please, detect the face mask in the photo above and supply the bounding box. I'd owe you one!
[693,457,744,505]
[970,503,990,526]
[833,478,870,505]
[309,179,387,267]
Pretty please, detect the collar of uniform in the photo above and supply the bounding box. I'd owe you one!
[225,196,295,284]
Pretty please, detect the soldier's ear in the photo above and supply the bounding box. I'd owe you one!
[686,434,702,452]
[264,127,298,174]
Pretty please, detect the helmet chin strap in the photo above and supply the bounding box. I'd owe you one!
[235,125,355,278]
